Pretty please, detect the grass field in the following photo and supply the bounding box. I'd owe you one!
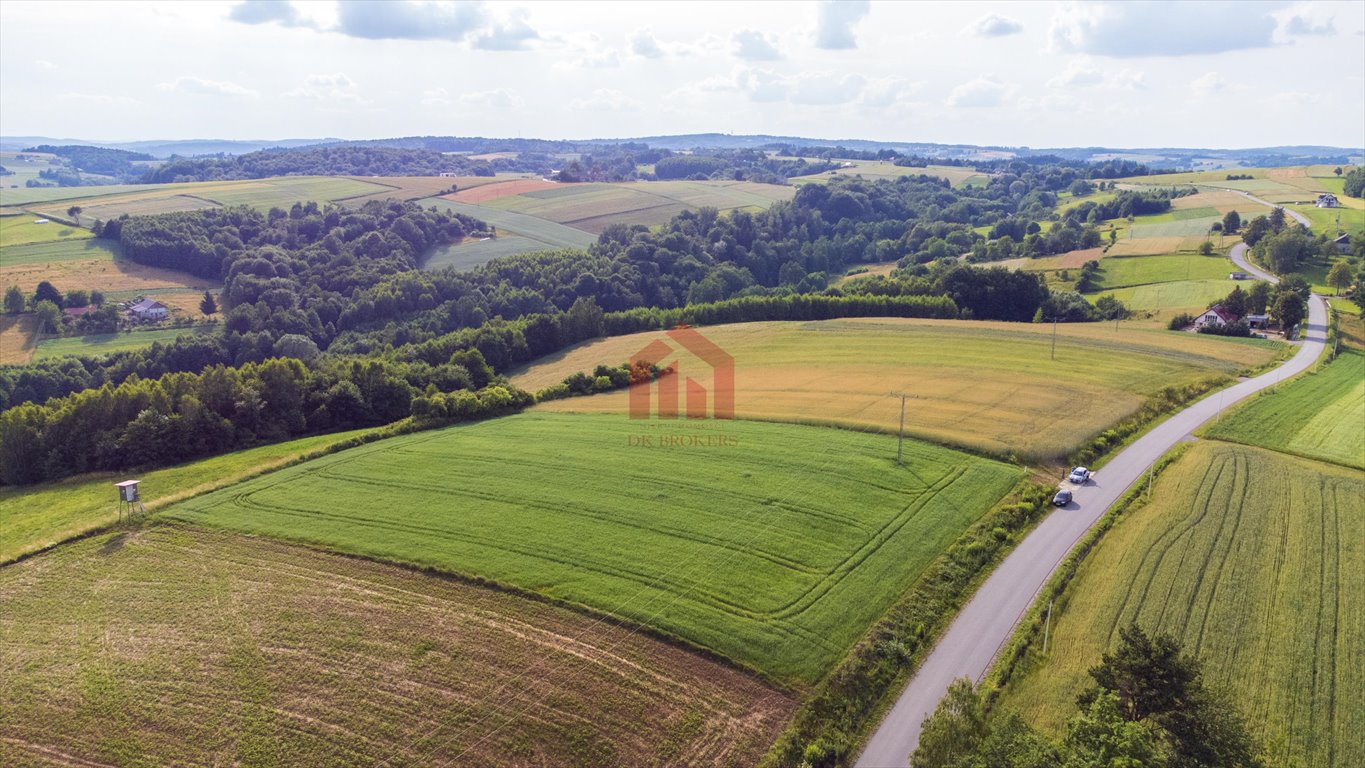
[168,412,1023,684]
[0,237,215,296]
[0,427,380,564]
[424,235,549,270]
[792,160,984,187]
[32,324,218,361]
[995,442,1364,768]
[1203,349,1364,469]
[0,313,39,364]
[1091,254,1236,290]
[1092,279,1235,322]
[0,214,92,247]
[514,318,1278,459]
[0,525,794,767]
[422,198,597,250]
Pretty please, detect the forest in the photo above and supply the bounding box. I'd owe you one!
[20,144,154,185]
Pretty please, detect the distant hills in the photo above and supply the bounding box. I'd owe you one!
[3,133,1360,170]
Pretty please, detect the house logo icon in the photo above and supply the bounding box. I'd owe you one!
[629,326,734,420]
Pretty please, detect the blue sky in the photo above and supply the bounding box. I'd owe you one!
[1,0,1362,148]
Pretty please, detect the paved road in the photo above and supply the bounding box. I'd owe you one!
[1212,187,1313,229]
[856,282,1327,767]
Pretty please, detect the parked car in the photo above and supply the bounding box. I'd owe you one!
[1053,489,1073,507]
[1068,466,1091,484]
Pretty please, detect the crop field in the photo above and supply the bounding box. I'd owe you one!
[1128,215,1222,238]
[450,177,568,203]
[0,237,213,296]
[0,314,39,364]
[1090,254,1235,290]
[792,160,984,187]
[0,427,379,564]
[422,197,597,249]
[32,324,218,362]
[514,318,1278,459]
[169,412,1023,683]
[339,173,522,205]
[0,526,794,767]
[1204,349,1364,469]
[425,235,550,270]
[1170,189,1248,215]
[1092,279,1233,320]
[0,214,92,247]
[996,442,1364,768]
[6,176,393,220]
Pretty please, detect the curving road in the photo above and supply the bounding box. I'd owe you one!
[856,261,1327,767]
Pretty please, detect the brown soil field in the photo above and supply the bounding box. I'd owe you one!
[0,256,213,296]
[0,525,796,768]
[0,314,39,364]
[451,178,571,203]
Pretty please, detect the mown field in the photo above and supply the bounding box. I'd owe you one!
[168,412,1023,684]
[1204,349,1364,469]
[995,441,1364,768]
[0,427,377,564]
[421,198,597,250]
[514,318,1279,459]
[0,236,217,311]
[0,314,39,365]
[32,324,218,361]
[1090,254,1234,290]
[2,175,393,214]
[0,526,794,768]
[0,214,92,247]
[791,160,986,187]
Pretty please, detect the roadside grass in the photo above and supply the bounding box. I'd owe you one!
[168,412,1024,684]
[0,526,795,768]
[32,324,219,361]
[993,441,1363,768]
[0,428,378,564]
[1202,349,1364,469]
[0,214,92,247]
[515,318,1278,460]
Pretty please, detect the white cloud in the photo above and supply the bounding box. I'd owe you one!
[1110,68,1146,90]
[1048,59,1144,90]
[156,76,258,98]
[458,88,525,109]
[948,76,1007,108]
[730,68,905,107]
[35,59,58,71]
[630,29,664,58]
[473,9,539,50]
[1281,14,1335,36]
[1190,72,1227,95]
[568,88,640,111]
[965,14,1023,38]
[733,29,781,61]
[1048,1,1278,57]
[333,0,486,41]
[814,0,870,50]
[227,0,314,28]
[57,92,137,106]
[421,87,450,106]
[860,77,921,108]
[283,72,367,104]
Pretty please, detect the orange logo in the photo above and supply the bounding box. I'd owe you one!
[629,326,734,420]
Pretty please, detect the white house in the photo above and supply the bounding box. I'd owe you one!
[1316,193,1339,208]
[1193,304,1238,330]
[126,298,168,322]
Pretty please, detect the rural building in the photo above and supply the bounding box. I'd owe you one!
[1193,304,1238,330]
[126,298,168,322]
[1315,193,1339,208]
[1229,271,1251,280]
[1335,234,1352,254]
[1246,313,1269,330]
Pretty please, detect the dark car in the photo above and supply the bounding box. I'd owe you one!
[1053,489,1073,507]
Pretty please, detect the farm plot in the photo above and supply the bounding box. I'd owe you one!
[0,238,213,296]
[0,427,380,564]
[514,318,1279,460]
[0,214,92,247]
[169,412,1024,684]
[13,177,393,222]
[421,198,597,249]
[425,235,553,270]
[995,442,1364,768]
[1204,349,1364,469]
[0,314,39,365]
[1092,279,1235,322]
[1090,253,1235,290]
[0,526,794,767]
[1128,216,1222,238]
[339,174,518,205]
[793,161,983,187]
[32,324,218,362]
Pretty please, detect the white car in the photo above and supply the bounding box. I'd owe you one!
[1068,467,1091,484]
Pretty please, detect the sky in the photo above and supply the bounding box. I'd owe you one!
[1,0,1362,149]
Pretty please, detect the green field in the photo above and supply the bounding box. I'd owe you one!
[0,526,793,767]
[168,412,1023,683]
[422,198,597,250]
[0,214,92,247]
[1090,254,1235,290]
[792,160,984,187]
[516,318,1279,459]
[32,325,218,361]
[1286,203,1365,237]
[1128,216,1222,238]
[1092,279,1233,318]
[996,442,1364,768]
[2,176,393,219]
[0,235,119,266]
[1204,349,1364,469]
[0,427,378,564]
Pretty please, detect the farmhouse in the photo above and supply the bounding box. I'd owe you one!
[1335,233,1353,254]
[1193,304,1238,330]
[1315,193,1339,208]
[126,298,168,322]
